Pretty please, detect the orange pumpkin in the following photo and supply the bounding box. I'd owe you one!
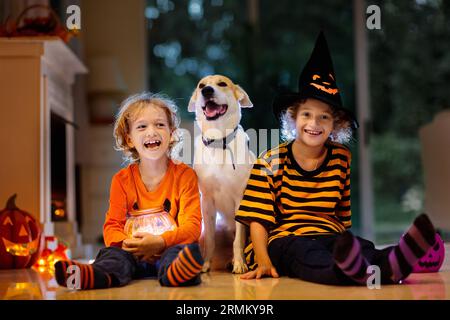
[0,194,42,269]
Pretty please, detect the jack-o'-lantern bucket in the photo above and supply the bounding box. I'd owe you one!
[124,206,177,238]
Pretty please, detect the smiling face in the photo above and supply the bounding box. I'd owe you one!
[188,74,252,139]
[190,75,243,121]
[0,195,42,269]
[294,98,334,148]
[197,76,231,121]
[1,214,40,257]
[126,104,173,162]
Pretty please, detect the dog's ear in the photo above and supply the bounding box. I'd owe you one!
[234,85,253,108]
[188,88,198,112]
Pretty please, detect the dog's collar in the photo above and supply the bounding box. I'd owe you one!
[201,126,238,150]
[202,126,239,170]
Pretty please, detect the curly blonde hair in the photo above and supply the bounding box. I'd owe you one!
[280,99,353,144]
[113,92,182,163]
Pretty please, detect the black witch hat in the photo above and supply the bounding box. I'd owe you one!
[273,31,358,129]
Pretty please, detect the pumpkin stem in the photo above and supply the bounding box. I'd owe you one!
[6,194,18,210]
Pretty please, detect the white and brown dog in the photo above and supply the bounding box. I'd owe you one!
[188,75,255,273]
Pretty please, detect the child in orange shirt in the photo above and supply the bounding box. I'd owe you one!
[55,93,204,289]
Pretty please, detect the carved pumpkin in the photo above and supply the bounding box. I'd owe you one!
[0,194,42,269]
[412,233,445,273]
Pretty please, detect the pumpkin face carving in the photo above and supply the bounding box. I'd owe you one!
[412,233,445,273]
[309,73,339,95]
[0,194,42,269]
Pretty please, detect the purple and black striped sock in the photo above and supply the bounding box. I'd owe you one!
[333,231,369,285]
[387,213,436,283]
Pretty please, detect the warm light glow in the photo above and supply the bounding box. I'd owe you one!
[124,210,177,237]
[33,238,69,274]
[15,283,28,290]
[33,252,66,275]
[36,266,47,273]
[2,237,39,256]
[4,282,42,300]
[54,209,65,217]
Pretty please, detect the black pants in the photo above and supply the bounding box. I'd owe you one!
[268,235,394,285]
[92,244,201,287]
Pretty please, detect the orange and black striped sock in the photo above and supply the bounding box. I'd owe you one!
[159,243,204,287]
[54,260,114,290]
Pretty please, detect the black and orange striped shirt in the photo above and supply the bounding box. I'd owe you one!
[235,140,352,269]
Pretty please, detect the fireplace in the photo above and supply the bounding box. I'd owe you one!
[0,38,87,255]
[51,112,68,222]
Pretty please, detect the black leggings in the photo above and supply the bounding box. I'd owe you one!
[268,235,394,285]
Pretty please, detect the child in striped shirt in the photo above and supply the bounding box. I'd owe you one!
[235,32,437,285]
[55,92,204,289]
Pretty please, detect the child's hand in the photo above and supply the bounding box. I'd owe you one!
[122,232,166,262]
[240,259,279,280]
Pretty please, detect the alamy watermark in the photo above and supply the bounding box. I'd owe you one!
[66,264,81,290]
[170,127,282,167]
[63,5,381,32]
[66,5,81,31]
[367,5,381,30]
[366,265,381,289]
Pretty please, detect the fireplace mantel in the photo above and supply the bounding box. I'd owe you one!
[0,37,87,249]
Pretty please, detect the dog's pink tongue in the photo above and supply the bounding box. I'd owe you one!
[205,105,225,117]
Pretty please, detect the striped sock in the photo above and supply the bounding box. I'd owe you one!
[386,213,436,283]
[54,260,114,290]
[333,231,370,285]
[159,243,204,287]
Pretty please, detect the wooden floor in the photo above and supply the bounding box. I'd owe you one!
[1,244,450,300]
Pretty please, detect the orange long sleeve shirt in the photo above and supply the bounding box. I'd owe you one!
[103,160,202,249]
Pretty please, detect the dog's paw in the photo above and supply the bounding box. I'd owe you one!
[201,261,211,273]
[231,259,248,274]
